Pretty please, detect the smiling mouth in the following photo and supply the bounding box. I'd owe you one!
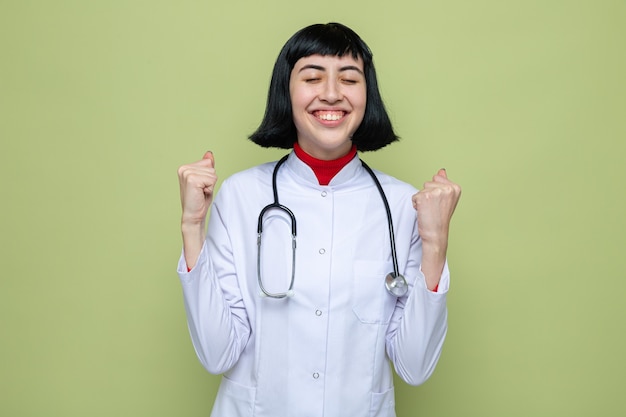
[313,110,346,121]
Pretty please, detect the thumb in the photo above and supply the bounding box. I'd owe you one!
[203,151,215,167]
[437,168,447,179]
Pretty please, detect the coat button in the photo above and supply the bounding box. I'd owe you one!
[315,310,322,316]
[321,191,327,197]
[318,248,326,255]
[313,372,320,379]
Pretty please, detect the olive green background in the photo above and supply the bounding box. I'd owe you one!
[1,0,624,416]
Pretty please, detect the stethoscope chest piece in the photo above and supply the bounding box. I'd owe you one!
[385,272,408,297]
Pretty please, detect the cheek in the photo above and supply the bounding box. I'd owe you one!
[291,86,316,110]
[354,97,367,121]
[290,90,306,114]
[352,87,367,113]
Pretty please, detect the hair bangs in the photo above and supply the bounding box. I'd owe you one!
[285,23,371,66]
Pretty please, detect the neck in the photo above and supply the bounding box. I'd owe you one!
[293,142,357,186]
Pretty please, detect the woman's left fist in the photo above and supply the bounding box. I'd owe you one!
[412,169,462,247]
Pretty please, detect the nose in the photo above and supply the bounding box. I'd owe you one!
[319,79,342,103]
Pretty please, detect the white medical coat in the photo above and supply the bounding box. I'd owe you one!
[177,152,449,417]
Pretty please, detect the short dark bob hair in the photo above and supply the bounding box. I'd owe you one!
[249,22,398,151]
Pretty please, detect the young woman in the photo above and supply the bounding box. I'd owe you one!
[177,22,461,417]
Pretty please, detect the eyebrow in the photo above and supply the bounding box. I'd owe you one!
[298,64,364,75]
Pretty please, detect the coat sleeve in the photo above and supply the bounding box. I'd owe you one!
[176,189,251,375]
[385,214,450,386]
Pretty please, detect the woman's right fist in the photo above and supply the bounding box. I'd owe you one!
[177,151,217,226]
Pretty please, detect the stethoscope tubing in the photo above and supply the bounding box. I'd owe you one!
[257,154,407,298]
[360,161,401,279]
[257,155,297,298]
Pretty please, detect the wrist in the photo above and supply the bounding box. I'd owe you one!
[421,237,448,255]
[181,211,206,233]
[181,221,206,242]
[181,211,207,226]
[181,218,205,230]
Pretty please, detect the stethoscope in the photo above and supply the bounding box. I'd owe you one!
[257,154,408,299]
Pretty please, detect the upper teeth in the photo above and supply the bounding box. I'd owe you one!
[317,112,343,121]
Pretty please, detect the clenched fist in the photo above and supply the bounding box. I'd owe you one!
[412,169,462,290]
[412,169,461,246]
[177,151,218,268]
